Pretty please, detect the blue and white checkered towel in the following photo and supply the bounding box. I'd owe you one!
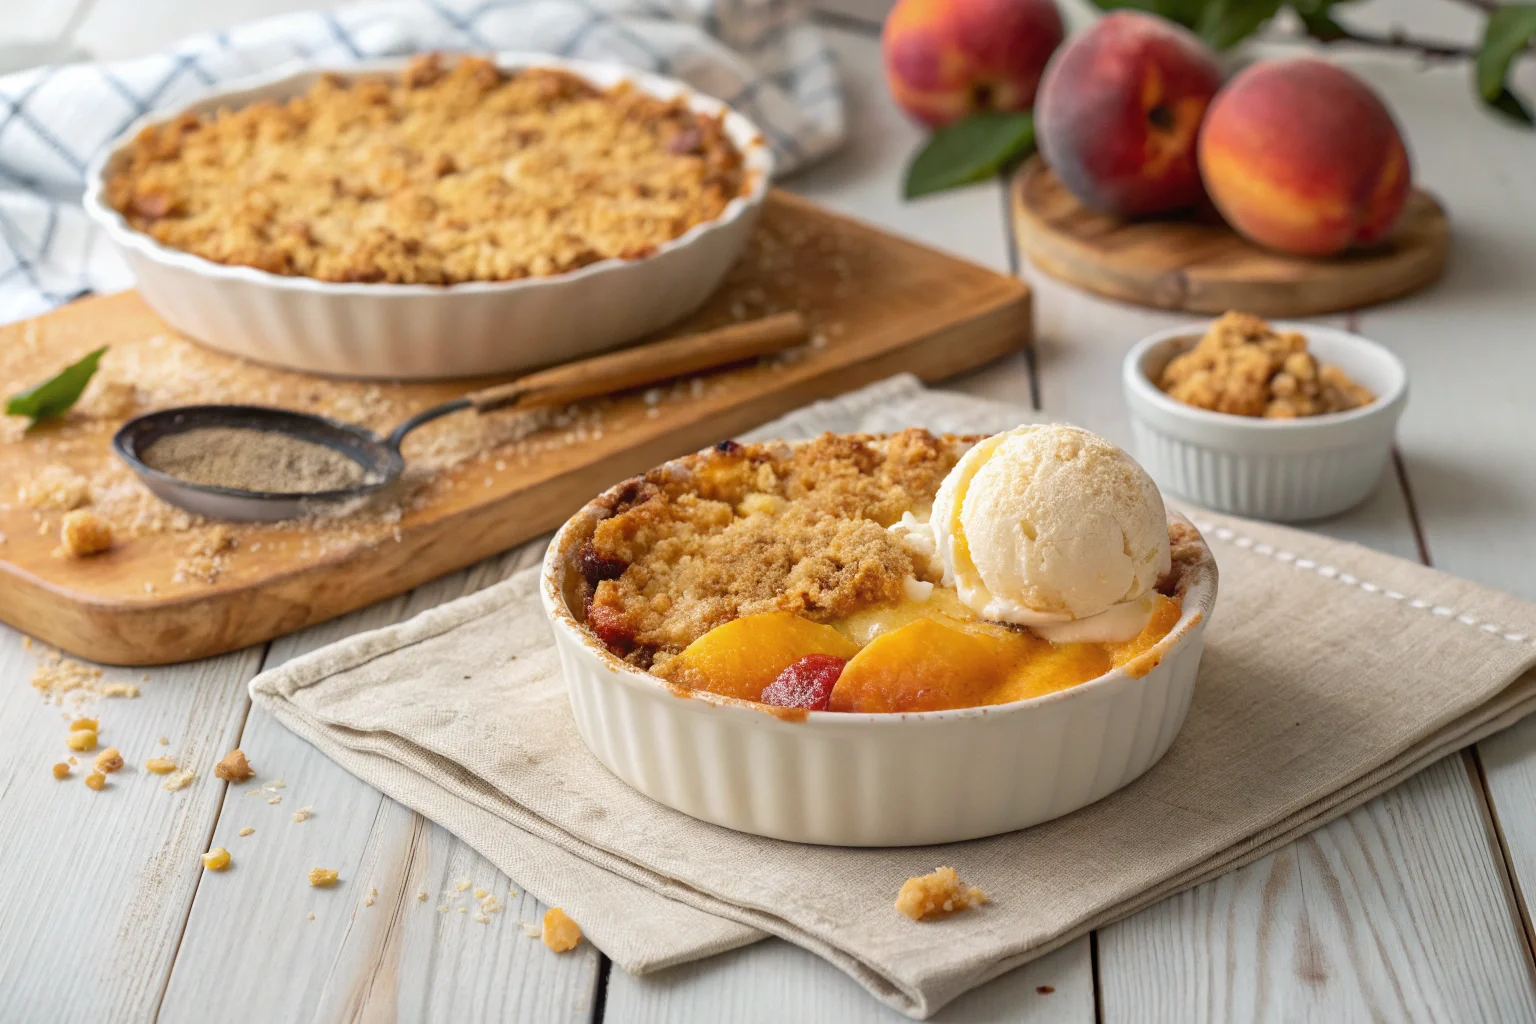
[0,0,844,325]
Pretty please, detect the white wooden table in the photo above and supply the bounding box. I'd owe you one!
[6,1,1536,1020]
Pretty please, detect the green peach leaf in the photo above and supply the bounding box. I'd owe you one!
[903,112,1035,200]
[1197,0,1282,50]
[1487,85,1535,126]
[1477,4,1536,107]
[5,346,107,424]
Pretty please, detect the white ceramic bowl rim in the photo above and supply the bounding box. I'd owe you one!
[1123,321,1409,434]
[541,458,1218,729]
[82,53,774,298]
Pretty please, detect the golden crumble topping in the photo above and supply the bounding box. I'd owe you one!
[59,509,113,558]
[214,748,255,782]
[896,866,986,920]
[541,908,583,952]
[574,429,971,666]
[1158,312,1375,418]
[104,53,748,285]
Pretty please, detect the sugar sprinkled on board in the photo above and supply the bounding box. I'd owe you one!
[2,211,862,590]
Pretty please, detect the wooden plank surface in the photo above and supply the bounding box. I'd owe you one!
[0,633,260,1020]
[604,935,1094,1023]
[1099,756,1536,1022]
[158,542,606,1022]
[1349,49,1536,1005]
[5,2,1536,1022]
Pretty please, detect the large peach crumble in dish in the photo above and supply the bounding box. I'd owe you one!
[564,426,1205,715]
[103,54,748,285]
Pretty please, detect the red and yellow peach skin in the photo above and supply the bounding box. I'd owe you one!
[1198,58,1411,256]
[1035,11,1222,217]
[883,0,1064,128]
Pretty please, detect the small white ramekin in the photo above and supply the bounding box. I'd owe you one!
[1123,322,1409,522]
[541,443,1218,848]
[82,55,772,380]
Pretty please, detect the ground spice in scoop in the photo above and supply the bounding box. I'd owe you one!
[140,427,366,494]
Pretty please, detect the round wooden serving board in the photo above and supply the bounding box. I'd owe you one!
[1011,157,1450,317]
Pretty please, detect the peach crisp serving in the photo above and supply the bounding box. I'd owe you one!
[568,427,1202,715]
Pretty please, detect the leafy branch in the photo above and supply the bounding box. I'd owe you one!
[1099,0,1536,124]
[903,0,1536,199]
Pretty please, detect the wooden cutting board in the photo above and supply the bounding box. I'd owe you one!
[0,191,1031,665]
[1012,157,1450,317]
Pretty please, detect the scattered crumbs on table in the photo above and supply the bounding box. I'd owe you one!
[51,762,70,779]
[473,888,488,899]
[292,806,313,823]
[249,778,286,804]
[30,648,139,706]
[162,768,197,791]
[458,907,467,915]
[157,735,169,745]
[214,748,254,782]
[307,912,315,922]
[308,867,339,888]
[438,905,451,914]
[455,878,472,892]
[1037,985,1055,995]
[521,921,541,938]
[238,827,255,837]
[145,756,177,774]
[417,890,429,902]
[84,771,106,791]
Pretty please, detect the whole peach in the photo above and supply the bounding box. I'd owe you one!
[1198,58,1411,256]
[1035,11,1222,217]
[883,0,1065,129]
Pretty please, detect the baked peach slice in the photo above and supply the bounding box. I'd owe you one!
[656,612,858,702]
[829,617,1032,713]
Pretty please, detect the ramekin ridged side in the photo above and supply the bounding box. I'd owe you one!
[542,484,1217,848]
[82,56,773,380]
[1123,322,1409,523]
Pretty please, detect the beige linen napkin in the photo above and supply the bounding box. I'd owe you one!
[251,375,1536,1020]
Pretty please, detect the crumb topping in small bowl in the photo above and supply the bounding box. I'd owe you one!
[1159,311,1375,419]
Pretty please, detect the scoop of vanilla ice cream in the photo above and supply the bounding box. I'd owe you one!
[927,424,1170,635]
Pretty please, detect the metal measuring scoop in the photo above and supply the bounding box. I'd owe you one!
[112,313,808,522]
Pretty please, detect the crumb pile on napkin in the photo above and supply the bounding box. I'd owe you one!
[251,375,1536,1019]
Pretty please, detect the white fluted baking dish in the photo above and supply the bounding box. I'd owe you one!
[541,442,1218,847]
[82,55,773,380]
[1123,322,1409,522]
